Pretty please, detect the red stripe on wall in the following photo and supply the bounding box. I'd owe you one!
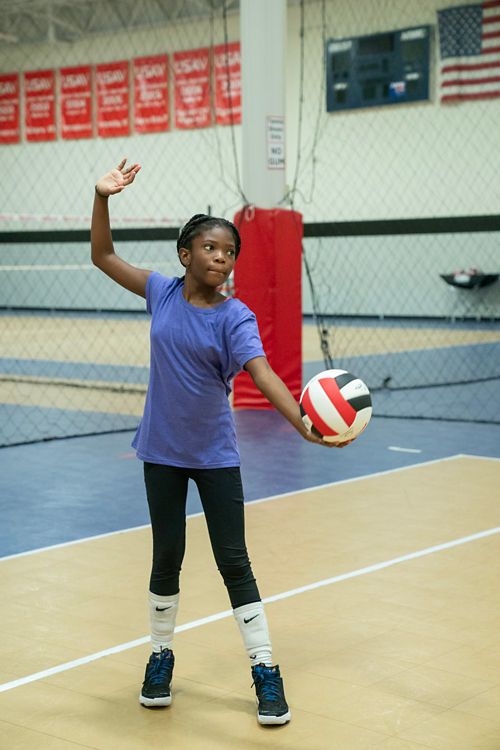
[442,60,500,72]
[441,90,500,101]
[442,75,500,86]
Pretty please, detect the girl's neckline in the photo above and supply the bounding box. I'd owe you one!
[178,281,232,313]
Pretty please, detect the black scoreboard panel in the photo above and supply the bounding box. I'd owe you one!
[326,26,431,112]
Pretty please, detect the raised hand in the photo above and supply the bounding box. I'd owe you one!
[95,158,141,198]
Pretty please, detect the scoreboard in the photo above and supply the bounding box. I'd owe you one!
[326,26,431,112]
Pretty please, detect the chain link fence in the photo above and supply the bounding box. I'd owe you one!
[293,1,500,425]
[1,0,499,447]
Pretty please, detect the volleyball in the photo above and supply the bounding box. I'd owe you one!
[300,369,372,444]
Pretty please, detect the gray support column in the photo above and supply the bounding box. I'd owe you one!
[240,0,287,208]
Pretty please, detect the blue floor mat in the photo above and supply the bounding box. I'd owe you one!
[0,404,138,447]
[1,411,499,558]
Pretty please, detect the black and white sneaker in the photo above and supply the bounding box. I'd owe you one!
[139,648,174,707]
[251,663,291,725]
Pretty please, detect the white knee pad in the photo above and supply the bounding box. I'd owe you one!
[233,601,272,667]
[149,591,179,652]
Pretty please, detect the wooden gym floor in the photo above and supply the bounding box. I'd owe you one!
[1,455,499,749]
[1,312,500,747]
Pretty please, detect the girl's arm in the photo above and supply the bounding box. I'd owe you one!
[91,158,152,298]
[244,356,350,448]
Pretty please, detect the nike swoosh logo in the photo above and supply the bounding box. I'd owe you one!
[244,614,259,624]
[155,605,173,612]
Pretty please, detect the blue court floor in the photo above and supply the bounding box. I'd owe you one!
[1,411,499,559]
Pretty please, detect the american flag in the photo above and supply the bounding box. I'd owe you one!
[438,0,500,102]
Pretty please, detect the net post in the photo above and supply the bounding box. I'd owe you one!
[240,0,286,207]
[233,208,303,409]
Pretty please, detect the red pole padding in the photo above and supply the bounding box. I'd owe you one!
[233,207,303,409]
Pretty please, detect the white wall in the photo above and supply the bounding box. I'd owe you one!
[1,0,499,317]
[1,0,499,226]
[301,233,500,317]
[285,0,500,221]
[0,12,243,228]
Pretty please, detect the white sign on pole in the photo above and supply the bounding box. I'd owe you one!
[266,115,285,170]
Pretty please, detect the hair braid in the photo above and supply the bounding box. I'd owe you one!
[177,214,241,258]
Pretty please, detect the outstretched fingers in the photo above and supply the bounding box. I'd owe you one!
[123,164,141,184]
[112,158,141,186]
[117,158,139,175]
[98,159,140,195]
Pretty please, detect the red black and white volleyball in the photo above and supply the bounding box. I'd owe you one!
[300,369,372,444]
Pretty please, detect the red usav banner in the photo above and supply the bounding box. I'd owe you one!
[96,60,130,138]
[173,47,211,129]
[60,65,92,140]
[214,42,241,125]
[24,69,56,142]
[133,54,169,134]
[0,73,20,144]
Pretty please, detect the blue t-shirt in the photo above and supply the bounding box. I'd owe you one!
[132,273,265,468]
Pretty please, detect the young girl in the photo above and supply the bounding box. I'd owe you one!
[91,159,342,726]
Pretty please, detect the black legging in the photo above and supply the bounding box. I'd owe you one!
[143,462,260,609]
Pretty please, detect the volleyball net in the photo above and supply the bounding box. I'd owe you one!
[302,223,500,427]
[1,0,500,447]
[2,221,499,447]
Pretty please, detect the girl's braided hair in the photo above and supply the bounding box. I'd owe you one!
[177,214,241,259]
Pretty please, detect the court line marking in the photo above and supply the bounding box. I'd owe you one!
[459,453,500,463]
[0,523,499,695]
[0,453,470,563]
[388,446,422,454]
